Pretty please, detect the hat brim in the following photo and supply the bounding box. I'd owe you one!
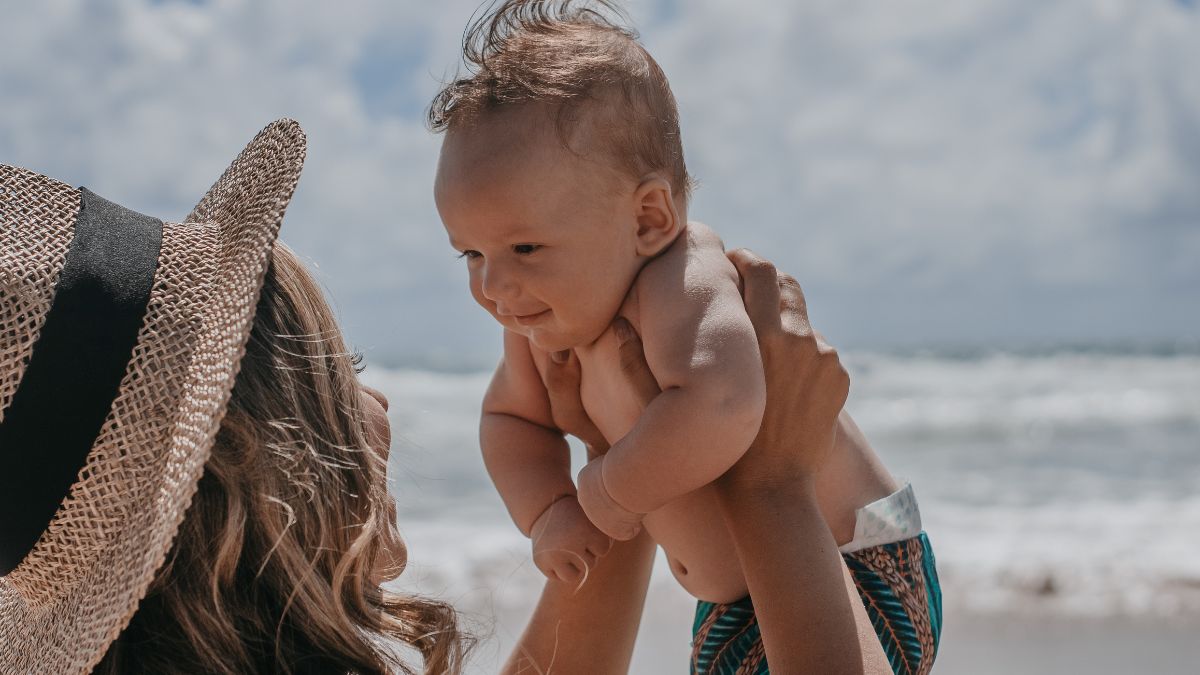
[0,119,306,673]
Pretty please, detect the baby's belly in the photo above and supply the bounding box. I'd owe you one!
[641,419,901,604]
[643,485,749,604]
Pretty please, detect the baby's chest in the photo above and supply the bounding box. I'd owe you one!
[575,345,645,444]
[528,307,649,444]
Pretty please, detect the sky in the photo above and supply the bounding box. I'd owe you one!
[2,0,1197,369]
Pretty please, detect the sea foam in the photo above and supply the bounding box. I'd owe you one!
[368,349,1200,620]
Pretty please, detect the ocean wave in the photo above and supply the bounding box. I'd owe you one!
[388,495,1200,621]
[924,496,1200,617]
[847,352,1200,437]
[372,352,1200,620]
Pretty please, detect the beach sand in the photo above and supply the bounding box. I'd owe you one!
[394,525,1200,674]
[934,610,1200,675]
[462,595,1200,674]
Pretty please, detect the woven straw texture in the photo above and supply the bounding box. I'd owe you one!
[0,168,77,422]
[0,119,306,675]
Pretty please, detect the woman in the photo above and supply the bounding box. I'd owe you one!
[93,241,466,673]
[0,120,887,673]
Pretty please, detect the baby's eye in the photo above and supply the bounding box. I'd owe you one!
[512,244,542,255]
[456,250,482,260]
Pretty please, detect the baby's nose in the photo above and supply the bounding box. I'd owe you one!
[480,261,520,301]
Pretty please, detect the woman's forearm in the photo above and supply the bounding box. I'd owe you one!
[502,529,657,675]
[716,478,891,675]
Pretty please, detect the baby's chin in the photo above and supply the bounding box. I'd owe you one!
[492,318,560,351]
[494,314,607,353]
[520,323,590,354]
[525,330,575,354]
[528,325,617,354]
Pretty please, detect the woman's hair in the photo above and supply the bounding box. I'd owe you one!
[95,243,468,674]
[428,0,695,204]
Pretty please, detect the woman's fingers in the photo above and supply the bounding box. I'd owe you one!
[726,248,784,337]
[718,250,853,490]
[612,318,662,411]
[776,272,813,337]
[545,349,581,392]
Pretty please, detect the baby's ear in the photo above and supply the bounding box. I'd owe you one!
[633,177,681,257]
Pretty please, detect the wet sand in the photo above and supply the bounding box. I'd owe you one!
[933,610,1200,675]
[468,599,1200,674]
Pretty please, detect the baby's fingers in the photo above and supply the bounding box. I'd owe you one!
[586,536,613,559]
[554,559,582,585]
[594,513,642,542]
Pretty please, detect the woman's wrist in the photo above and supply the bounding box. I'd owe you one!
[716,465,820,515]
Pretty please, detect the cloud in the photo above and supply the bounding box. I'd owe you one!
[2,0,1197,365]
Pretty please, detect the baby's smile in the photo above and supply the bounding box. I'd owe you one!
[513,309,552,326]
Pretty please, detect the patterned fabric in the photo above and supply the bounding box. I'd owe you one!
[839,483,923,554]
[691,532,942,675]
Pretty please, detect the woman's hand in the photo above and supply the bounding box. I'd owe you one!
[717,248,849,492]
[544,249,848,493]
[543,349,610,459]
[712,248,888,674]
[541,321,663,459]
[542,322,662,541]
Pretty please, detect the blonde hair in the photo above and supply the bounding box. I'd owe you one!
[428,0,695,203]
[95,244,468,674]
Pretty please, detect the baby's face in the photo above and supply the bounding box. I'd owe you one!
[434,110,644,352]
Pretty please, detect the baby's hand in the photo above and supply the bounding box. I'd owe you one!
[577,457,644,541]
[529,495,613,586]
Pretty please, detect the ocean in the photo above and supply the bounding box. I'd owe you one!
[368,346,1200,671]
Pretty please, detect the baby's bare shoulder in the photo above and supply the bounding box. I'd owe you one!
[683,220,727,252]
[630,222,761,390]
[635,221,738,302]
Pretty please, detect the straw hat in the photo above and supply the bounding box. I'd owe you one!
[0,119,306,673]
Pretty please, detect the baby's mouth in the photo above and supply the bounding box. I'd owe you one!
[513,309,551,326]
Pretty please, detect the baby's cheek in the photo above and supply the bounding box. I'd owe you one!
[471,287,525,334]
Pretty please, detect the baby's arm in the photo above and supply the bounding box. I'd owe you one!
[482,329,610,582]
[578,223,766,536]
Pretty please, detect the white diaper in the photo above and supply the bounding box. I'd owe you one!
[837,483,923,554]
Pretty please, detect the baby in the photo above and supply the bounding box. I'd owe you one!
[429,6,936,663]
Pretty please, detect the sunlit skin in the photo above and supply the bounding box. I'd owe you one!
[433,102,781,597]
[432,103,903,608]
[434,105,649,354]
[434,105,665,584]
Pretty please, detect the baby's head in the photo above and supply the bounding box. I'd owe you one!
[430,0,693,352]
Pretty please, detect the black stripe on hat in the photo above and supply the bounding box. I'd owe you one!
[0,188,162,575]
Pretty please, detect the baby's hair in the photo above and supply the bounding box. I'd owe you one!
[428,0,695,204]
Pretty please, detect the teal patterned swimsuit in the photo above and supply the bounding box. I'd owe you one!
[690,486,943,675]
